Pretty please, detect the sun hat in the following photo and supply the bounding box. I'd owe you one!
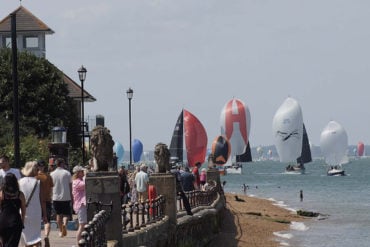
[73,165,85,173]
[21,161,38,177]
[201,168,206,172]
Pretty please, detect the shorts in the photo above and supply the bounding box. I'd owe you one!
[77,205,87,224]
[42,201,52,222]
[53,200,71,216]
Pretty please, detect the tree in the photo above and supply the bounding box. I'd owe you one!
[0,48,81,151]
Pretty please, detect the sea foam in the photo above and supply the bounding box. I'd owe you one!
[290,221,309,231]
[273,231,293,239]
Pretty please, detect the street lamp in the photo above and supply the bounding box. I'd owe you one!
[78,65,87,165]
[126,88,133,169]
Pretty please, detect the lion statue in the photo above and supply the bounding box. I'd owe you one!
[154,143,170,173]
[90,125,114,171]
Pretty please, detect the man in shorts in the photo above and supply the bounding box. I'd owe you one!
[36,160,54,246]
[50,158,72,237]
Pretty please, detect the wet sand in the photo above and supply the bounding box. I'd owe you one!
[208,193,307,247]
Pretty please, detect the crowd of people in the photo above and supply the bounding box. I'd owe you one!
[0,153,212,247]
[0,155,85,247]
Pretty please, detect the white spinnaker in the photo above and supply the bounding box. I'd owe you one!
[272,97,303,163]
[320,121,348,166]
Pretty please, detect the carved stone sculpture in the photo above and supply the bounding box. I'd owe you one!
[154,143,170,173]
[90,126,114,171]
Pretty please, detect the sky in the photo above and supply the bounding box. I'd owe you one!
[2,0,370,152]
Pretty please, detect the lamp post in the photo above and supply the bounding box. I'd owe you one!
[78,65,87,165]
[126,88,133,169]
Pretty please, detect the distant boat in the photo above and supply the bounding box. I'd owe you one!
[357,141,365,157]
[211,135,231,176]
[220,98,252,174]
[285,124,312,174]
[169,109,208,167]
[272,97,304,172]
[320,121,347,176]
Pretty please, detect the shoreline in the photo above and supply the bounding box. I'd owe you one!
[208,193,308,247]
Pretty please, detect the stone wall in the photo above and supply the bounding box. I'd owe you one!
[121,193,225,247]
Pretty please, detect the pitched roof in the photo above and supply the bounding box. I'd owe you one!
[0,6,54,34]
[63,73,96,102]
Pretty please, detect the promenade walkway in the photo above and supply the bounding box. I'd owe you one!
[18,227,78,247]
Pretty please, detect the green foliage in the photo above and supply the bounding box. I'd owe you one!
[0,48,81,149]
[0,134,49,168]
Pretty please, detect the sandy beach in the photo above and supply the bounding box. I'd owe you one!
[208,193,307,247]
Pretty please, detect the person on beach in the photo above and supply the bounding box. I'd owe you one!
[243,183,247,195]
[0,173,26,247]
[36,160,54,247]
[19,161,47,247]
[50,158,72,238]
[72,165,87,246]
[300,190,303,202]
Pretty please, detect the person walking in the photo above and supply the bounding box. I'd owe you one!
[19,161,47,247]
[170,166,193,216]
[50,158,72,238]
[118,166,130,204]
[192,162,201,190]
[0,154,22,184]
[181,167,195,192]
[36,160,54,247]
[72,165,87,246]
[200,168,207,190]
[134,163,149,204]
[0,173,26,247]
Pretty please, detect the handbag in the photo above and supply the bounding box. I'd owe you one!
[26,180,38,207]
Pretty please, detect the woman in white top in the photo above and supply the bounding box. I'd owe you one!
[19,161,46,247]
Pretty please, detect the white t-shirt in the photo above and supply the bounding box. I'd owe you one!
[135,171,149,193]
[50,167,72,201]
[0,168,22,185]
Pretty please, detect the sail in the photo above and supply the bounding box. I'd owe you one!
[272,97,303,163]
[132,139,143,163]
[320,121,348,166]
[220,98,251,161]
[357,142,365,156]
[236,142,252,162]
[211,135,231,165]
[183,109,208,167]
[296,124,312,164]
[113,141,124,164]
[169,111,184,164]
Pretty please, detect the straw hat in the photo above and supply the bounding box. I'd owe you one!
[72,165,85,173]
[21,161,38,177]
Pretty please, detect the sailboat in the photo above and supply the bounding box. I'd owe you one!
[285,124,312,174]
[320,121,347,176]
[272,97,304,172]
[169,109,208,168]
[220,98,252,174]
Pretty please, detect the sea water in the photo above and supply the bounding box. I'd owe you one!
[221,158,370,247]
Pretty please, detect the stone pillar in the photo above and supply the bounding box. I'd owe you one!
[207,168,222,192]
[149,173,177,225]
[85,171,122,246]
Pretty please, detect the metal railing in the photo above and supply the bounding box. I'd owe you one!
[122,195,166,234]
[78,200,113,247]
[177,186,218,212]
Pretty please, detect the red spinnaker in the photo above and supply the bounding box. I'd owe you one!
[184,109,208,167]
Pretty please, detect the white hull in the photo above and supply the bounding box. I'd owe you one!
[327,168,345,176]
[225,167,242,174]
